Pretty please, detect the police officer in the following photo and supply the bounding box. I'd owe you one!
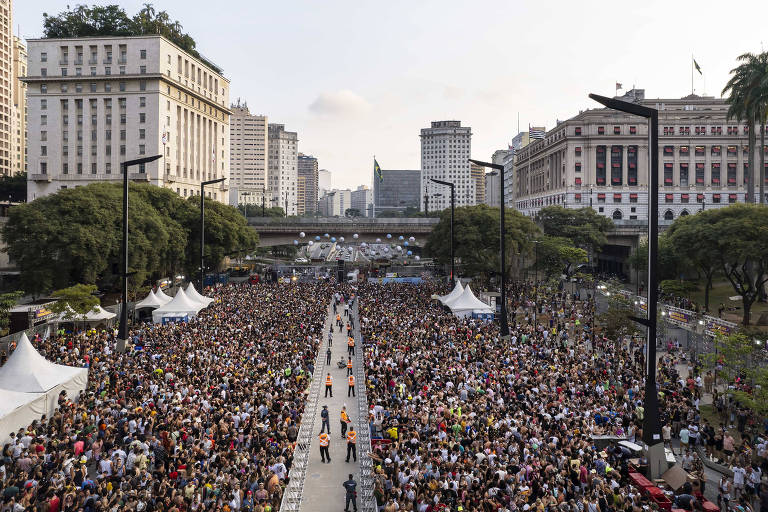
[318,431,330,463]
[343,474,357,512]
[325,373,333,398]
[320,405,330,434]
[326,346,332,365]
[348,374,355,397]
[345,426,357,462]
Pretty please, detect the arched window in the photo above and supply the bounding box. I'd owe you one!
[680,209,689,217]
[664,209,674,221]
[612,209,623,220]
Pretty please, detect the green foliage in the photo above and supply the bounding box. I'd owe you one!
[706,333,755,386]
[665,213,721,310]
[597,288,640,341]
[0,291,23,333]
[532,236,587,280]
[660,279,699,296]
[424,205,539,278]
[0,172,27,203]
[1,183,257,295]
[345,208,362,217]
[50,283,99,318]
[536,206,614,253]
[42,4,222,73]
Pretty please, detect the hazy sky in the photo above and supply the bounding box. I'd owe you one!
[14,0,768,189]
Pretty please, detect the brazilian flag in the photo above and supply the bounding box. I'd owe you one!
[374,159,383,182]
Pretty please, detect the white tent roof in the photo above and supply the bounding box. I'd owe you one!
[135,289,164,310]
[151,287,202,323]
[0,333,89,393]
[449,285,494,313]
[57,305,116,322]
[185,283,214,307]
[154,287,173,305]
[439,281,464,306]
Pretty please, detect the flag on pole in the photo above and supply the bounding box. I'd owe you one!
[693,58,702,75]
[374,159,383,182]
[212,147,216,164]
[616,82,622,90]
[161,132,167,145]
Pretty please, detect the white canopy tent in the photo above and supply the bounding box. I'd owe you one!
[151,287,203,324]
[0,333,88,418]
[0,388,48,445]
[448,285,494,317]
[135,289,166,310]
[154,287,173,305]
[438,281,464,306]
[56,305,116,326]
[185,283,214,307]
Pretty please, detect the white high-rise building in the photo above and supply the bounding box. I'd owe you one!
[319,188,351,217]
[318,169,331,196]
[351,185,372,217]
[11,35,27,174]
[420,120,472,211]
[229,100,267,206]
[24,35,230,202]
[0,0,14,176]
[268,123,298,215]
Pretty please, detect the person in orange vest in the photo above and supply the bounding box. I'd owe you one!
[318,431,331,463]
[345,426,357,462]
[340,405,350,438]
[346,357,353,376]
[325,373,333,398]
[348,374,355,397]
[347,336,355,356]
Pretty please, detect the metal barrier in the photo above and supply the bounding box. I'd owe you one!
[352,298,377,512]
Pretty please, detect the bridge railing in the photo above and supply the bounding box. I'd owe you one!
[248,217,439,226]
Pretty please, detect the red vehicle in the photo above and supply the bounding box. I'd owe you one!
[248,274,260,285]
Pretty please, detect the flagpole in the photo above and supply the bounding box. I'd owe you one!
[691,54,694,96]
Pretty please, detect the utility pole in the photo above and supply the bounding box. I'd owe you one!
[424,187,429,215]
[262,186,266,216]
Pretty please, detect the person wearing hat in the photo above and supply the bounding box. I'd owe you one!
[342,473,357,512]
[320,405,330,434]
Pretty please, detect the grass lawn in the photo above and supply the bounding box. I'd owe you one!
[688,279,768,326]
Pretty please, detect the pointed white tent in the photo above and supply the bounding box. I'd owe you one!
[0,333,88,415]
[135,289,165,310]
[151,287,203,323]
[154,287,173,305]
[0,388,48,445]
[448,285,494,317]
[185,283,214,307]
[56,305,116,324]
[438,281,464,306]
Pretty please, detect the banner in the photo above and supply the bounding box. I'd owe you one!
[703,315,736,337]
[665,306,692,327]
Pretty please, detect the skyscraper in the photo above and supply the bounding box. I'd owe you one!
[229,100,267,207]
[297,153,318,216]
[351,185,372,217]
[267,123,298,215]
[0,0,13,176]
[11,35,26,174]
[420,121,472,211]
[471,162,485,205]
[318,169,331,197]
[373,169,420,216]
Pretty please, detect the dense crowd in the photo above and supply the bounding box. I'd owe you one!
[1,282,332,512]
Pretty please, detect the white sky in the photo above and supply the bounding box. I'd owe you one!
[15,0,768,189]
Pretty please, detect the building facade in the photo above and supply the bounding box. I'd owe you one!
[319,188,351,217]
[373,168,420,216]
[484,170,500,206]
[297,153,318,216]
[0,0,13,176]
[11,36,27,174]
[318,169,331,197]
[512,90,764,222]
[420,120,472,211]
[267,123,298,216]
[228,100,267,206]
[351,185,372,217]
[471,162,485,205]
[24,35,230,202]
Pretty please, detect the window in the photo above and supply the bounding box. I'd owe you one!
[40,115,47,125]
[664,210,674,221]
[597,193,606,203]
[139,113,146,123]
[40,99,47,110]
[105,67,111,75]
[106,163,111,174]
[140,66,146,75]
[665,193,673,203]
[575,177,582,185]
[596,145,606,185]
[712,194,721,204]
[611,145,623,185]
[40,84,47,94]
[119,82,126,92]
[679,193,689,204]
[613,193,622,203]
[75,68,81,76]
[120,145,126,156]
[629,193,638,203]
[696,163,705,184]
[41,68,47,76]
[140,49,147,59]
[40,162,47,174]
[574,127,582,136]
[729,193,737,204]
[120,114,126,124]
[613,126,620,135]
[695,145,705,156]
[612,210,622,220]
[105,114,112,124]
[679,145,689,156]
[680,163,689,187]
[139,144,145,155]
[61,68,67,76]
[629,126,637,135]
[40,146,47,156]
[139,96,146,107]
[728,163,737,185]
[575,146,582,156]
[697,193,705,203]
[62,163,68,174]
[575,163,581,173]
[91,163,97,174]
[105,145,111,156]
[663,145,674,156]
[77,163,83,174]
[727,145,737,156]
[41,52,47,62]
[574,193,582,203]
[664,163,673,186]
[597,126,605,135]
[711,163,721,184]
[75,83,82,93]
[118,98,126,109]
[120,130,126,141]
[711,145,721,156]
[139,80,146,91]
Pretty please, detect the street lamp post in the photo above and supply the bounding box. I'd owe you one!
[532,240,541,326]
[470,159,510,338]
[429,178,455,288]
[117,154,162,353]
[200,178,226,290]
[589,92,663,478]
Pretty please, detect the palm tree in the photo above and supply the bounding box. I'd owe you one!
[722,52,768,204]
[756,53,768,204]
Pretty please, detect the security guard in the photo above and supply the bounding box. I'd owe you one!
[346,357,353,376]
[342,474,357,512]
[347,336,355,356]
[326,346,332,365]
[318,431,331,463]
[340,406,350,438]
[325,373,333,398]
[348,374,355,397]
[345,426,357,462]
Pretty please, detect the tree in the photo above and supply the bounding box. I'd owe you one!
[536,206,614,255]
[49,284,100,319]
[531,236,587,281]
[665,214,721,311]
[0,291,23,335]
[0,172,26,203]
[424,205,539,278]
[597,290,640,343]
[345,208,361,217]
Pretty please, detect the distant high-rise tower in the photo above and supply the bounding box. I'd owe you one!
[297,153,318,216]
[0,0,14,176]
[471,162,485,205]
[268,124,298,215]
[229,100,267,207]
[11,35,27,174]
[420,121,472,211]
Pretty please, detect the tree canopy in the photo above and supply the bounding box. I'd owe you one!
[42,4,222,73]
[0,173,27,203]
[50,284,100,319]
[424,205,539,278]
[2,183,257,295]
[536,206,614,254]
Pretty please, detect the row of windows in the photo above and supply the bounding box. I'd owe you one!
[39,80,147,94]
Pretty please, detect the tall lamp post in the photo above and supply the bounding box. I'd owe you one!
[117,154,162,353]
[469,159,510,338]
[589,93,663,478]
[200,178,226,290]
[429,178,455,288]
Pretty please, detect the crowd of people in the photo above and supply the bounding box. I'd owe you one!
[1,282,333,512]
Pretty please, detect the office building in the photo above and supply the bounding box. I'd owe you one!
[485,170,500,206]
[319,188,351,217]
[25,34,230,201]
[501,130,540,206]
[471,162,485,205]
[512,89,762,222]
[351,185,372,217]
[297,153,318,215]
[267,123,298,215]
[0,0,13,176]
[318,168,331,196]
[229,99,267,207]
[373,168,420,216]
[420,120,472,210]
[11,35,27,174]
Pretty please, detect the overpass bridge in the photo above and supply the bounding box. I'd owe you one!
[248,217,440,247]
